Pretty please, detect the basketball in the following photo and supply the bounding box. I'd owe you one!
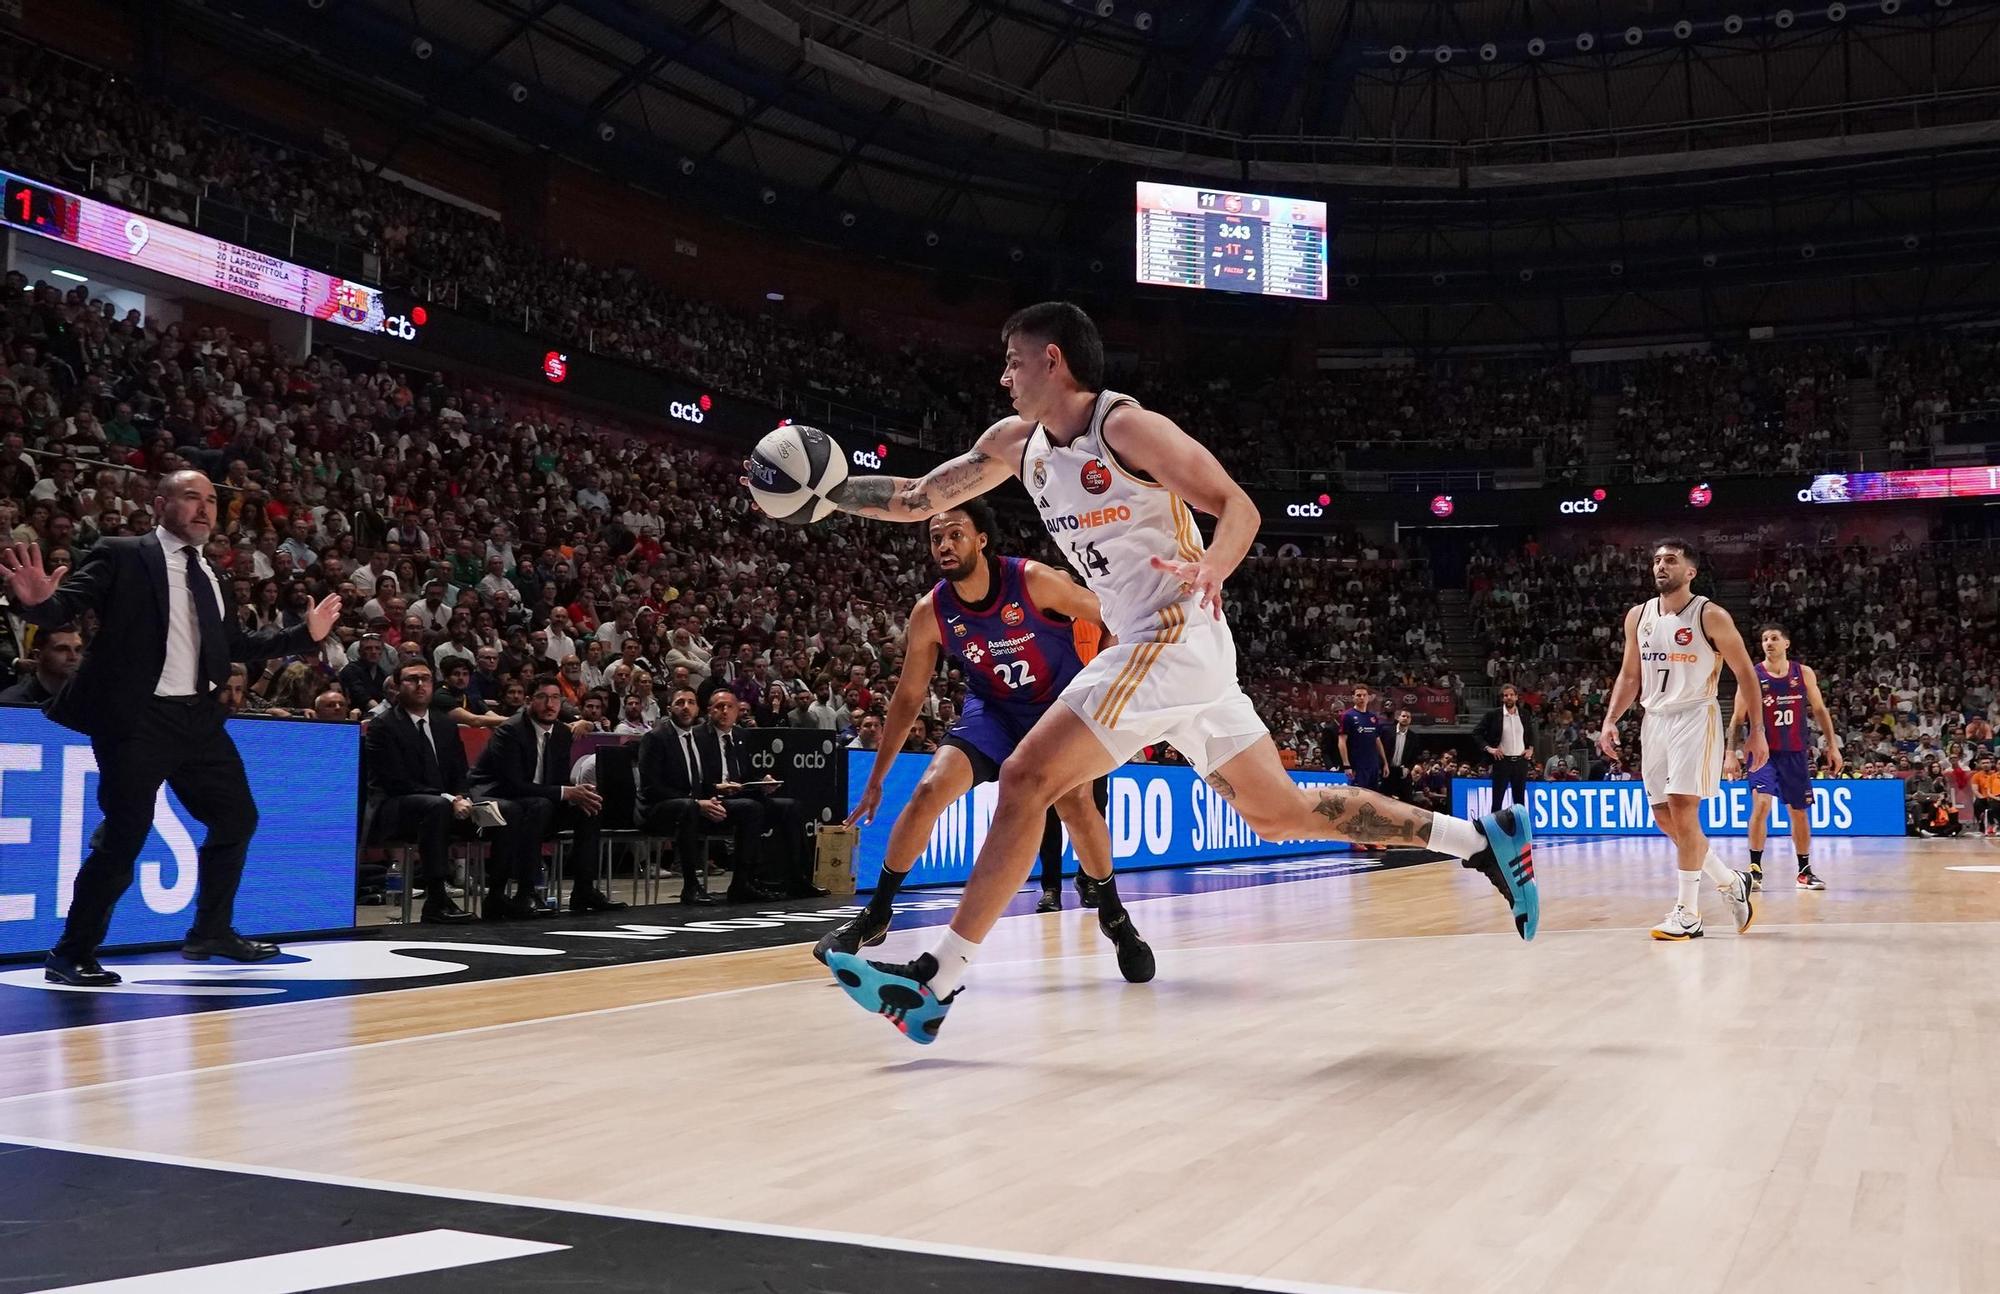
[748,424,848,526]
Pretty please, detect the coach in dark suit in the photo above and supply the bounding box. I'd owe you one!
[1473,682,1541,812]
[637,687,773,904]
[1382,708,1424,803]
[362,659,476,924]
[469,675,611,918]
[0,471,339,986]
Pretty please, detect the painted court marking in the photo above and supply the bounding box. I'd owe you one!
[27,1229,568,1293]
[4,1135,1399,1294]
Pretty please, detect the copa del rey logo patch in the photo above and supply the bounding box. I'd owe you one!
[1001,602,1026,627]
[1080,459,1112,494]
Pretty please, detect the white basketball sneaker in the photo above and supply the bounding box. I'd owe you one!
[1720,868,1756,933]
[1650,905,1703,941]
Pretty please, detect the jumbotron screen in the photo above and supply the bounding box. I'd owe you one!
[1134,181,1329,300]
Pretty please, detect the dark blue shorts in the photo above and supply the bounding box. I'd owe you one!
[1348,764,1383,791]
[941,695,1052,786]
[1747,750,1812,810]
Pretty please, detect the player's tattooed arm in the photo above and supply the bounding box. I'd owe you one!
[829,422,1023,521]
[1310,787,1431,845]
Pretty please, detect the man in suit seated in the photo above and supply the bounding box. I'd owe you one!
[470,675,617,917]
[637,687,777,904]
[704,687,827,899]
[361,660,477,924]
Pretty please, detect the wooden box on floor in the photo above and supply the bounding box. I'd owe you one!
[813,824,857,896]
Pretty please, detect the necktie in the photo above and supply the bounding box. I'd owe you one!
[724,735,739,782]
[184,547,227,691]
[533,725,547,783]
[415,715,443,787]
[681,731,699,789]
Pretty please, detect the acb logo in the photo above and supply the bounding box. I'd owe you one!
[668,393,713,424]
[378,308,425,341]
[850,443,889,470]
[1285,503,1324,517]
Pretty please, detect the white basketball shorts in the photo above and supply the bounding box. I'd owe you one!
[1640,700,1724,803]
[1060,601,1267,778]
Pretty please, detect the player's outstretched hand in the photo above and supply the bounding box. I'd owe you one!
[848,781,884,827]
[0,541,65,607]
[1596,722,1621,764]
[1150,555,1224,618]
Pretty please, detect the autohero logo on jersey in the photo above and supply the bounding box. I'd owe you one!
[1042,503,1132,534]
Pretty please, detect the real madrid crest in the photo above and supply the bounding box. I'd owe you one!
[1032,458,1047,489]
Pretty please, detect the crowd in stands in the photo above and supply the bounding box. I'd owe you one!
[1609,345,1854,483]
[1874,333,2000,465]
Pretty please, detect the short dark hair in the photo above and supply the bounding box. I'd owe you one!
[930,497,996,544]
[1757,623,1789,641]
[1653,537,1698,566]
[439,655,473,677]
[393,661,433,685]
[1001,301,1105,390]
[672,688,699,703]
[530,674,562,695]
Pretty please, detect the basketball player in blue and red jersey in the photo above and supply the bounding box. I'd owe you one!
[814,497,1155,983]
[1336,686,1389,791]
[1726,624,1840,891]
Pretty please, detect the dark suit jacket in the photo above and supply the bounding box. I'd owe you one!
[1473,705,1542,756]
[364,705,470,801]
[1382,724,1424,773]
[468,709,574,803]
[15,533,316,736]
[636,722,717,817]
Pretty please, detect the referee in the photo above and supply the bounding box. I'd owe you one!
[1474,682,1539,813]
[0,472,339,986]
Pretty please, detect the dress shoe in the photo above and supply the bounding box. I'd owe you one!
[569,887,629,914]
[421,899,476,924]
[680,888,717,905]
[181,931,280,962]
[727,883,784,903]
[45,953,121,986]
[788,884,831,900]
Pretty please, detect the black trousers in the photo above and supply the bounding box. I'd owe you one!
[1040,774,1111,888]
[1491,756,1530,811]
[757,793,814,893]
[57,695,258,958]
[489,796,603,894]
[641,797,761,895]
[370,794,476,885]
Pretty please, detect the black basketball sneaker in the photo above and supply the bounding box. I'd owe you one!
[812,908,891,966]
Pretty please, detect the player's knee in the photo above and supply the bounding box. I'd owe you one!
[911,771,962,812]
[996,758,1064,808]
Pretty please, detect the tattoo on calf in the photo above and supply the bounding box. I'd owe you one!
[1310,788,1431,844]
[1205,773,1237,801]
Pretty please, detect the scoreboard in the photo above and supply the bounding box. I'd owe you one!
[1134,181,1328,301]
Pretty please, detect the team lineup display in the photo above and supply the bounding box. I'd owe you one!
[1,169,386,332]
[1134,181,1329,300]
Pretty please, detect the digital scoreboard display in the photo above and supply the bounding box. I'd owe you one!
[1,169,386,332]
[1797,466,2000,504]
[1135,181,1328,300]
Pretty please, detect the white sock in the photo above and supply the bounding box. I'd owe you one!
[925,928,981,998]
[1677,870,1702,914]
[1700,849,1735,888]
[1429,812,1484,860]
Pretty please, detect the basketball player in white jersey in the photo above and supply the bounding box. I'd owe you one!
[784,302,1538,1044]
[1597,539,1769,941]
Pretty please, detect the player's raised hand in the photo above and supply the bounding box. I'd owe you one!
[0,542,65,607]
[1150,555,1225,618]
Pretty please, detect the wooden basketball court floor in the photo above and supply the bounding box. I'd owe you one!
[4,835,1999,1293]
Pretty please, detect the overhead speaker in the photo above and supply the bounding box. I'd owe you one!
[1575,31,1596,50]
[1526,36,1547,55]
[1674,19,1695,38]
[1625,25,1645,44]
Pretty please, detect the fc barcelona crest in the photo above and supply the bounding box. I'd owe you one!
[952,622,968,637]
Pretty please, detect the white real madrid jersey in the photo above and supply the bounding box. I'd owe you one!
[1637,594,1721,712]
[1023,389,1209,642]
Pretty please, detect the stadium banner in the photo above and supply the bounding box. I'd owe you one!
[1449,778,1906,837]
[0,710,359,957]
[1274,680,1455,723]
[846,752,1351,891]
[739,727,847,827]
